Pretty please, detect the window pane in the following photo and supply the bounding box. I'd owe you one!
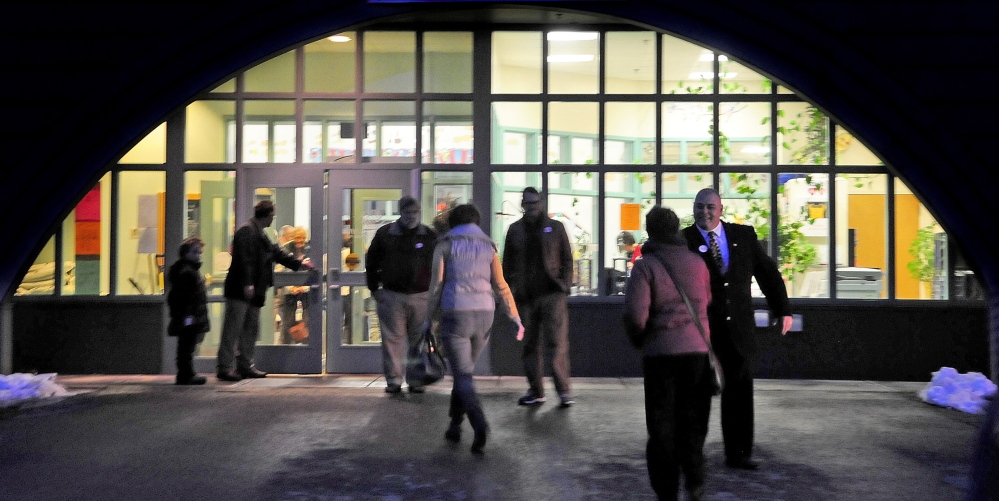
[304,33,356,93]
[549,102,598,165]
[186,100,234,163]
[363,101,416,161]
[548,31,599,94]
[777,173,827,298]
[244,49,295,93]
[895,178,946,300]
[424,32,472,93]
[364,32,415,93]
[210,79,235,93]
[662,103,713,164]
[422,101,473,164]
[257,187,314,346]
[836,174,887,299]
[721,172,771,298]
[834,125,881,166]
[719,57,771,94]
[420,171,472,233]
[197,302,226,357]
[490,172,543,247]
[304,100,355,163]
[184,171,235,296]
[719,102,771,165]
[491,102,541,164]
[662,172,712,227]
[119,122,166,164]
[244,100,295,163]
[778,103,830,165]
[605,102,655,164]
[16,237,56,296]
[547,173,598,295]
[63,174,110,295]
[492,32,542,94]
[604,172,654,295]
[117,171,166,295]
[605,32,655,94]
[662,36,714,95]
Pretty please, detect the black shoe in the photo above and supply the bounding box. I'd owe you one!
[517,393,546,406]
[238,367,268,379]
[176,374,207,385]
[408,385,426,394]
[216,371,242,382]
[444,424,461,443]
[385,384,402,394]
[725,457,759,470]
[470,429,488,454]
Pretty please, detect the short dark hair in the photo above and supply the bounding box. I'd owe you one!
[448,203,481,227]
[646,206,680,242]
[178,236,205,258]
[254,200,275,219]
[617,231,636,246]
[522,186,540,198]
[399,196,419,211]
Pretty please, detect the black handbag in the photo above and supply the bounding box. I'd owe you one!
[646,251,724,395]
[414,324,447,386]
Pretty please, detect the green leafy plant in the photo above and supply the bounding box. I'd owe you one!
[777,106,829,165]
[907,223,939,283]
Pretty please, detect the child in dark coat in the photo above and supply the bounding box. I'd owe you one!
[167,237,211,385]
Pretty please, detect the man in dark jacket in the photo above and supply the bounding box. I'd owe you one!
[681,188,791,470]
[217,200,312,381]
[167,236,211,385]
[503,187,575,407]
[365,196,438,393]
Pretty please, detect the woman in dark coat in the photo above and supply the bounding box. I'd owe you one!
[167,236,211,385]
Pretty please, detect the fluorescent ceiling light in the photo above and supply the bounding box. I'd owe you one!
[741,146,771,154]
[547,54,595,63]
[688,72,738,79]
[547,32,598,41]
[698,54,729,62]
[328,35,352,42]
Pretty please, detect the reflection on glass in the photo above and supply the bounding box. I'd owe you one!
[186,101,234,163]
[778,103,829,165]
[777,173,827,298]
[836,174,887,299]
[184,171,235,297]
[491,102,541,164]
[605,32,655,94]
[304,100,355,163]
[549,102,597,164]
[548,31,599,94]
[605,102,655,164]
[662,102,713,164]
[422,101,473,164]
[245,49,295,92]
[117,171,166,296]
[304,33,356,93]
[894,178,946,300]
[421,171,472,233]
[492,32,542,94]
[718,102,771,165]
[662,36,714,94]
[424,32,473,93]
[364,31,415,93]
[363,101,415,161]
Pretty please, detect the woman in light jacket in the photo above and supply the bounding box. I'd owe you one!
[623,206,714,501]
[427,203,524,454]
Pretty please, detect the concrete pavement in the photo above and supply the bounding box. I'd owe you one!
[0,375,984,500]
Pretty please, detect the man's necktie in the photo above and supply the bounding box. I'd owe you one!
[708,230,724,272]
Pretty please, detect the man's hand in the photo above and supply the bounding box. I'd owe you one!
[243,285,255,300]
[781,315,793,335]
[514,317,525,341]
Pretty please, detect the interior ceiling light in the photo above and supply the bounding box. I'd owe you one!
[547,54,595,63]
[698,54,729,62]
[547,32,599,41]
[688,72,738,79]
[328,35,352,42]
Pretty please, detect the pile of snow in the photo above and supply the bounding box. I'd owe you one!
[0,373,75,408]
[919,367,997,414]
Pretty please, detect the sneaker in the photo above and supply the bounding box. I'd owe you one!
[385,383,402,394]
[559,393,575,408]
[517,393,546,406]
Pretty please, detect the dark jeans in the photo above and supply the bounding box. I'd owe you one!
[520,292,571,397]
[716,345,755,461]
[644,353,713,501]
[175,328,203,378]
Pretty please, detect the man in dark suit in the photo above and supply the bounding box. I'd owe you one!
[503,187,575,408]
[681,188,792,470]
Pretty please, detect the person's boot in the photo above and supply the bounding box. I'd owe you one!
[176,373,207,385]
[445,419,462,442]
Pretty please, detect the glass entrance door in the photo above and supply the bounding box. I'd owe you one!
[238,167,325,374]
[326,169,412,373]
